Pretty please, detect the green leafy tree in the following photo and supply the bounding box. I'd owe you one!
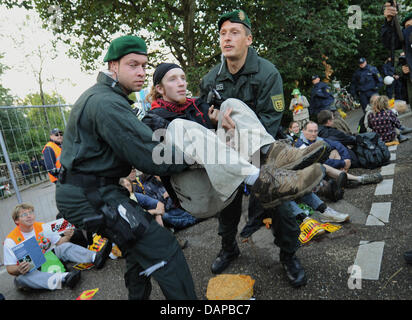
[5,0,412,125]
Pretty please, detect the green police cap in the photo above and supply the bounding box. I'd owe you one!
[103,35,147,62]
[218,9,251,31]
[401,12,412,27]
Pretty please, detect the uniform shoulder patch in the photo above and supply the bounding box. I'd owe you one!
[271,94,285,112]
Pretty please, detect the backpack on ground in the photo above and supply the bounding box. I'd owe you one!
[352,132,390,169]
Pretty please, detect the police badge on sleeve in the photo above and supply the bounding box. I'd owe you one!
[271,94,285,112]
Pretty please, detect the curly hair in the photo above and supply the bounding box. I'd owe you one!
[372,95,389,114]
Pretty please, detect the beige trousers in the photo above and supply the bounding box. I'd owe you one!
[162,98,275,218]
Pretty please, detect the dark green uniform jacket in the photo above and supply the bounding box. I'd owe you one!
[61,72,187,178]
[199,47,285,138]
[56,72,193,279]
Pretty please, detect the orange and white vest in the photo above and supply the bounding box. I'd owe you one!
[42,141,62,183]
[6,222,51,254]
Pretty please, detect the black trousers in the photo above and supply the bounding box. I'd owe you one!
[218,187,300,254]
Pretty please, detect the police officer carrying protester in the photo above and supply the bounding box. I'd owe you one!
[349,57,383,113]
[200,10,325,288]
[42,128,63,183]
[55,35,197,300]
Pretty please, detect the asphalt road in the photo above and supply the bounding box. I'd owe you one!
[1,108,412,305]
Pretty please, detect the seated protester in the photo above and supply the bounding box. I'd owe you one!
[317,110,357,147]
[361,94,379,133]
[3,203,111,291]
[317,110,360,168]
[120,177,165,226]
[127,168,145,193]
[322,163,382,188]
[368,95,407,143]
[139,174,197,228]
[296,121,353,171]
[296,121,382,187]
[290,192,349,224]
[120,177,197,229]
[286,121,301,145]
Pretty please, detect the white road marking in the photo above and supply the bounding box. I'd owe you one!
[381,163,395,176]
[365,202,391,226]
[390,153,396,161]
[374,179,394,196]
[354,241,385,280]
[388,145,398,152]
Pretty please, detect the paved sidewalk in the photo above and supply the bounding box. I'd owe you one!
[0,181,58,264]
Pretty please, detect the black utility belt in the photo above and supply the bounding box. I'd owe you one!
[60,170,119,188]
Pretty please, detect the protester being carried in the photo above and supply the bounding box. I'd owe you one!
[142,62,325,218]
[142,61,326,288]
[3,203,111,291]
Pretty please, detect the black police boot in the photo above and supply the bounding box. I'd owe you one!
[211,242,240,274]
[280,250,307,288]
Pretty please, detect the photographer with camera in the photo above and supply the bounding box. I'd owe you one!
[382,1,412,106]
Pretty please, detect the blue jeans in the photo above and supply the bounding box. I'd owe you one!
[162,208,197,228]
[279,193,323,218]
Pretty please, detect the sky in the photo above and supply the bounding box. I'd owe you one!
[0,6,102,104]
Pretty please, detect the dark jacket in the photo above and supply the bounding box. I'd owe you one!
[60,72,188,179]
[318,125,357,147]
[199,47,285,138]
[309,82,335,115]
[142,98,214,132]
[349,65,383,97]
[140,175,175,211]
[30,159,40,173]
[382,61,395,77]
[295,135,351,169]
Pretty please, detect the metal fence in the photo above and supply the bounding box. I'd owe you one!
[0,104,73,264]
[0,104,71,201]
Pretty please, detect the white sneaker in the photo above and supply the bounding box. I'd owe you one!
[319,207,349,223]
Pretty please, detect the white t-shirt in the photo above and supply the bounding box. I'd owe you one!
[3,228,60,266]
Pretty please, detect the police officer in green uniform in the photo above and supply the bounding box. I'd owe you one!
[200,10,307,288]
[55,35,197,300]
